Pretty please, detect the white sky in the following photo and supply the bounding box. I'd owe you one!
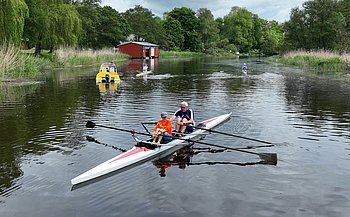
[102,0,306,22]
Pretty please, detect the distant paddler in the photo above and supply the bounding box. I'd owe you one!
[242,63,248,76]
[136,63,153,77]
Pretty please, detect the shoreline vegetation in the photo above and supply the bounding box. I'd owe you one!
[0,45,130,81]
[273,50,350,72]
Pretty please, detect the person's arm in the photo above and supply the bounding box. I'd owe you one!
[185,109,194,124]
[153,121,160,133]
[169,115,176,122]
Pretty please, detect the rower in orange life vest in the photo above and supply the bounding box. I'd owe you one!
[153,112,173,144]
[169,101,195,134]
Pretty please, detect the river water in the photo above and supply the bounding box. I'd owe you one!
[0,57,350,217]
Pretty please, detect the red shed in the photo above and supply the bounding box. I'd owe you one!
[118,42,159,59]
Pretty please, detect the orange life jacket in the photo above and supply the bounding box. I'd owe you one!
[153,119,173,135]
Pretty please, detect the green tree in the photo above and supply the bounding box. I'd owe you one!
[197,8,219,51]
[167,7,200,51]
[45,3,82,52]
[96,6,130,48]
[283,7,309,49]
[123,5,160,43]
[222,7,255,53]
[0,0,28,45]
[284,0,344,51]
[76,2,100,48]
[24,0,82,55]
[261,21,284,55]
[162,16,184,51]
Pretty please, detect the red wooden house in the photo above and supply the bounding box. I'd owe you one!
[117,42,159,59]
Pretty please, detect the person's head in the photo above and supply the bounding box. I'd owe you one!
[161,112,168,119]
[180,101,188,111]
[243,63,246,66]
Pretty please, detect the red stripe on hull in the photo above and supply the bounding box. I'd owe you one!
[203,117,218,125]
[108,147,150,164]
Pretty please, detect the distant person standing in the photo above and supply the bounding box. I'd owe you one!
[142,63,148,72]
[242,63,248,76]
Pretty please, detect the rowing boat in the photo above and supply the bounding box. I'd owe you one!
[71,113,231,185]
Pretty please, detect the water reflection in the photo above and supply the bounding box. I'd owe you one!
[283,73,350,139]
[153,146,274,177]
[97,82,119,95]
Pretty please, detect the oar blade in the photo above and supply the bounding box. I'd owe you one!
[259,153,278,165]
[86,121,96,128]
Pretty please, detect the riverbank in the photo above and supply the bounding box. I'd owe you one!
[159,50,237,58]
[270,50,350,72]
[0,46,130,81]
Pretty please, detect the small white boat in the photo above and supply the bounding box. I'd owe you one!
[71,113,231,186]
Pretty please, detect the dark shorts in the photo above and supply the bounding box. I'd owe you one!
[185,126,194,133]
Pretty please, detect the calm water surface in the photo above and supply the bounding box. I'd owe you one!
[1,58,350,217]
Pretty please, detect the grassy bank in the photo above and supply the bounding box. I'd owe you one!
[159,50,206,58]
[278,50,350,72]
[0,45,51,80]
[54,47,129,67]
[0,46,130,81]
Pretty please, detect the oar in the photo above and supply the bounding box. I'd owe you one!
[192,125,277,145]
[86,136,127,152]
[86,121,151,137]
[183,139,277,165]
[86,121,277,165]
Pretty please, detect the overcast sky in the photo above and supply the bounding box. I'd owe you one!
[102,0,306,23]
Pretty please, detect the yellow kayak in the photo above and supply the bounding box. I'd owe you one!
[136,70,153,77]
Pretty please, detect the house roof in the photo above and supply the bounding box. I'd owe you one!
[118,41,159,47]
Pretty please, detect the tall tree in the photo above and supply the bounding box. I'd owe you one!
[0,0,28,45]
[197,8,219,51]
[96,6,129,48]
[162,16,184,51]
[45,3,82,52]
[167,7,200,51]
[76,2,100,48]
[261,21,284,55]
[123,5,159,43]
[303,0,341,49]
[222,7,255,53]
[24,0,82,55]
[283,7,309,49]
[284,0,344,51]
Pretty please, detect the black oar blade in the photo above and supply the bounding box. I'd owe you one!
[259,153,277,165]
[86,121,96,128]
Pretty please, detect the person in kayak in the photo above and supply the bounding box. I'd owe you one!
[153,112,173,144]
[170,101,195,134]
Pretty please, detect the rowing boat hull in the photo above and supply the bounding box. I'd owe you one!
[71,113,231,185]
